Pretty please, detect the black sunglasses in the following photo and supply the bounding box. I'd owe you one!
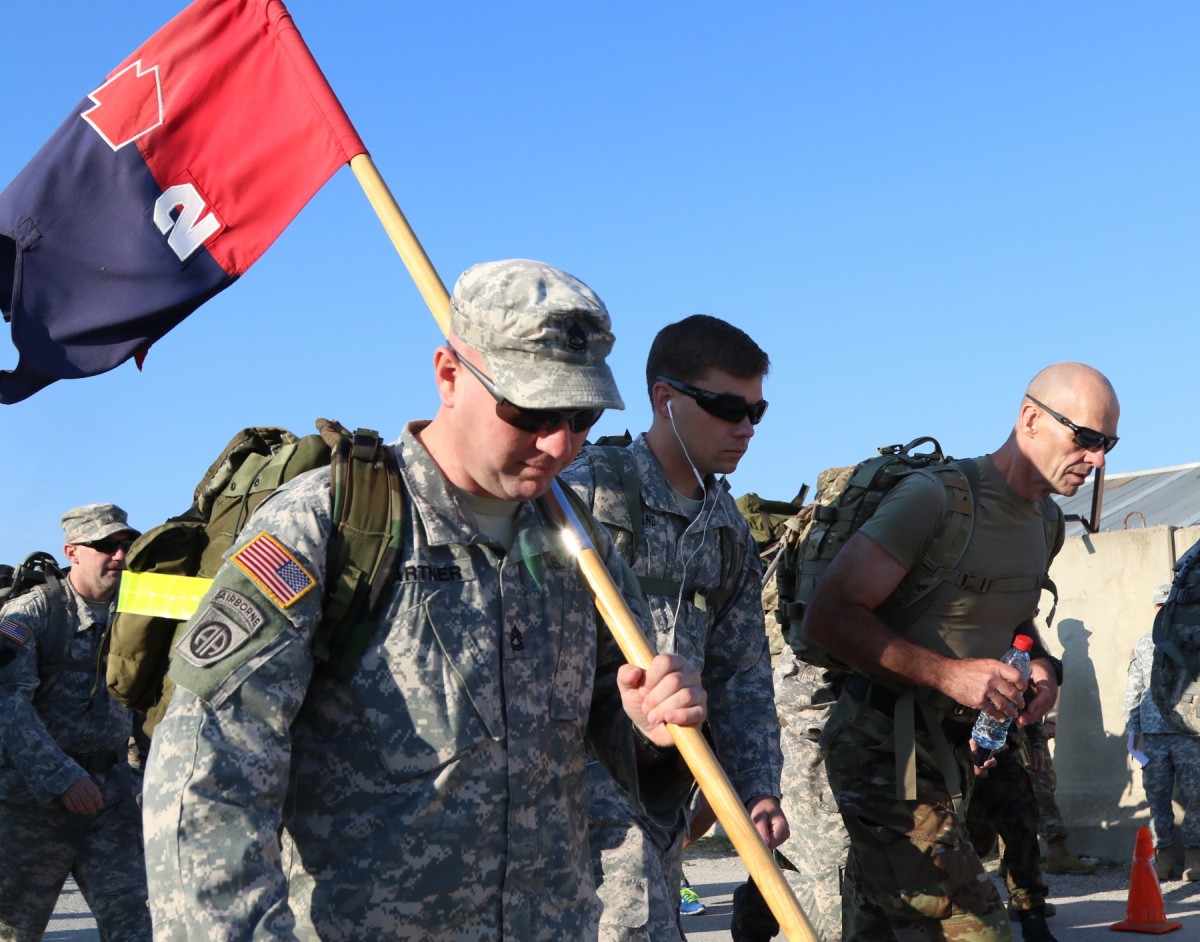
[79,536,134,555]
[1026,394,1118,454]
[657,375,768,426]
[451,346,604,435]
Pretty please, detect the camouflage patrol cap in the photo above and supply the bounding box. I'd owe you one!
[450,259,624,410]
[61,503,140,544]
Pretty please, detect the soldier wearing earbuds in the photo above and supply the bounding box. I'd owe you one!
[562,315,785,942]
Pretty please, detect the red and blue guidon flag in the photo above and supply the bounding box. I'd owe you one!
[0,0,366,403]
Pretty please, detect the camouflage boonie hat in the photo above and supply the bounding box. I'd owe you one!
[1154,583,1172,606]
[61,503,140,544]
[450,259,624,411]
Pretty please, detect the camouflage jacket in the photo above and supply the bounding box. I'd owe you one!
[563,433,782,825]
[0,579,130,805]
[144,423,655,942]
[1124,631,1181,736]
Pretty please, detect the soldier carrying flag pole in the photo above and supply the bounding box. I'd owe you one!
[0,0,813,937]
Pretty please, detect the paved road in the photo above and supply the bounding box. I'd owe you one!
[680,833,1200,941]
[46,878,98,941]
[52,835,1200,940]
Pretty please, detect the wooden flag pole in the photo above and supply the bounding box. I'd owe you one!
[348,152,815,942]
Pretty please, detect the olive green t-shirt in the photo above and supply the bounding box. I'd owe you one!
[858,455,1050,661]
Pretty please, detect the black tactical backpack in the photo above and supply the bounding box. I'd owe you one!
[769,437,1064,669]
[1150,538,1200,734]
[0,552,76,688]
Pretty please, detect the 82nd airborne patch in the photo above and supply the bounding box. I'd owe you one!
[176,587,266,668]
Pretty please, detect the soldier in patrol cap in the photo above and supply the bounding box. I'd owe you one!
[143,259,708,941]
[0,502,150,940]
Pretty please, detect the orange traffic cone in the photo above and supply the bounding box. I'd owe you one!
[1110,827,1182,933]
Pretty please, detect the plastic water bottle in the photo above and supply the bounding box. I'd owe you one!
[970,634,1033,762]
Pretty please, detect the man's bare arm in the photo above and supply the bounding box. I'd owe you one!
[800,531,1029,721]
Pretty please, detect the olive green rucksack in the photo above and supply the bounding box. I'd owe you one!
[107,418,402,734]
[769,437,1064,670]
[733,492,807,555]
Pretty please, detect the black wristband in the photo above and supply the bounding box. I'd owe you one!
[633,724,677,760]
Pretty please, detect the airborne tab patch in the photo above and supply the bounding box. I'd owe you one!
[231,533,315,609]
[0,617,31,647]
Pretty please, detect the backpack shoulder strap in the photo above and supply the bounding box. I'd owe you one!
[897,458,1057,606]
[313,420,405,680]
[591,443,741,616]
[882,462,975,622]
[705,518,748,618]
[34,572,76,682]
[1037,496,1065,626]
[598,444,644,567]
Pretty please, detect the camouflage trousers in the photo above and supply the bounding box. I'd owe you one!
[1140,733,1200,849]
[1027,751,1067,844]
[964,747,1048,913]
[823,694,1011,942]
[589,765,687,942]
[0,765,150,942]
[732,653,850,942]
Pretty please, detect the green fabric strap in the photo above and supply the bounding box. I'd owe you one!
[314,422,403,681]
[638,575,702,609]
[894,687,918,803]
[600,445,644,565]
[921,699,966,817]
[892,689,966,818]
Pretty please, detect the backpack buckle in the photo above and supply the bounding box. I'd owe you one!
[350,428,382,462]
[956,573,992,593]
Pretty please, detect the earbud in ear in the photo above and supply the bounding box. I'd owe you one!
[666,399,675,419]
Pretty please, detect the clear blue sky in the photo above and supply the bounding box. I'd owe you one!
[1,1,1196,564]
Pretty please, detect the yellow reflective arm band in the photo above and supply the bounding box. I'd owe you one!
[117,571,213,620]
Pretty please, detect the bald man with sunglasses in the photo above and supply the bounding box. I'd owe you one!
[802,362,1119,942]
[562,314,785,942]
[0,503,150,940]
[142,259,707,942]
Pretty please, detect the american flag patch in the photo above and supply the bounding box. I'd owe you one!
[231,533,315,609]
[0,617,31,646]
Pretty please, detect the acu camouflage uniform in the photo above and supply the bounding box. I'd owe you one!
[1123,631,1200,850]
[731,645,852,942]
[145,424,670,942]
[0,577,150,940]
[1025,716,1068,845]
[562,433,782,942]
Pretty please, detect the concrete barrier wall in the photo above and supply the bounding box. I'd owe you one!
[1042,523,1200,861]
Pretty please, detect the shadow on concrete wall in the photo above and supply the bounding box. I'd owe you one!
[1054,617,1140,856]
